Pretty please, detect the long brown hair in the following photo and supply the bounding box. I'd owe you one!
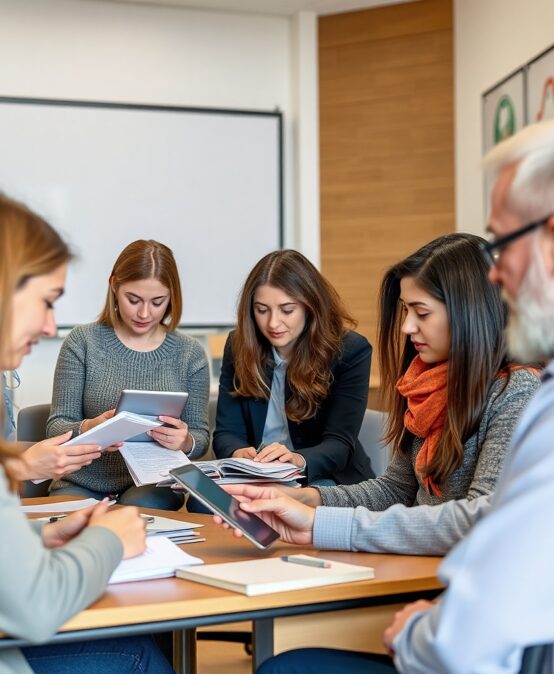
[98,239,182,331]
[232,249,356,422]
[379,233,509,487]
[0,194,72,490]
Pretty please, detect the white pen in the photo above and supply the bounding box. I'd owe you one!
[281,555,331,569]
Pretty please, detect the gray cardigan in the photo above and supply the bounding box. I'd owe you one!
[0,467,122,674]
[47,322,210,494]
[314,368,539,554]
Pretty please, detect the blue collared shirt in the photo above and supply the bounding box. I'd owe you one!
[393,359,554,674]
[262,349,294,450]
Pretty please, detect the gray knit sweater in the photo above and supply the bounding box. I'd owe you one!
[318,368,540,509]
[46,322,210,494]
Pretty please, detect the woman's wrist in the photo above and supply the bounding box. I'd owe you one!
[302,487,323,507]
[183,434,195,455]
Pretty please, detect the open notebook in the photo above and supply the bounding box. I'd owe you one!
[176,555,374,596]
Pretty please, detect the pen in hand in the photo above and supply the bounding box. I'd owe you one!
[49,514,67,523]
[281,555,331,569]
[255,442,266,455]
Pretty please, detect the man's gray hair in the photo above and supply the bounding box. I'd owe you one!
[482,120,554,221]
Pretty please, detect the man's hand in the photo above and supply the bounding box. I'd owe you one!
[215,483,316,545]
[383,600,435,655]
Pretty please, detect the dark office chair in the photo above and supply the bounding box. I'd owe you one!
[519,644,551,674]
[17,403,52,497]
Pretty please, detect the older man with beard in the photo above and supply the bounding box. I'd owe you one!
[223,120,554,674]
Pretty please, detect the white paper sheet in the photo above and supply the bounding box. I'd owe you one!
[109,535,203,584]
[119,441,191,486]
[21,497,114,513]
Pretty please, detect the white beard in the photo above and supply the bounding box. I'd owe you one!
[505,236,554,362]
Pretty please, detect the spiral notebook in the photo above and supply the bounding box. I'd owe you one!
[176,555,374,596]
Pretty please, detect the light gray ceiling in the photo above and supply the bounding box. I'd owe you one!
[91,0,413,17]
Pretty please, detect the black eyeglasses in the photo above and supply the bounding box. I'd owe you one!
[480,214,552,266]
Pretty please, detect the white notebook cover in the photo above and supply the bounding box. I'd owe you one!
[176,555,374,596]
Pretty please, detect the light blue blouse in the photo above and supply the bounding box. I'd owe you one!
[262,349,293,450]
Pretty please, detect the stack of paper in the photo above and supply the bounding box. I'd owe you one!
[109,535,203,584]
[193,457,304,485]
[119,442,192,486]
[145,514,205,545]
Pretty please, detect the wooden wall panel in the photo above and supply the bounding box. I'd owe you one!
[319,0,454,391]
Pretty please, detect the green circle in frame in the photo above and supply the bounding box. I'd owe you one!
[494,95,516,144]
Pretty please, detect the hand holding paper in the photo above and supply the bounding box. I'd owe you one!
[63,411,164,451]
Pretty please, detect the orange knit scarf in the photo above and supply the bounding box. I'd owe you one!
[397,357,541,497]
[396,355,448,497]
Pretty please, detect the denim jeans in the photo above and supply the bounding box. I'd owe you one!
[23,635,175,673]
[257,647,397,674]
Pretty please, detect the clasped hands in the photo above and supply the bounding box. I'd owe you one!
[232,442,305,468]
[41,498,146,559]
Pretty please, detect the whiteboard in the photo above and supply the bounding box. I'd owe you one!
[0,97,282,327]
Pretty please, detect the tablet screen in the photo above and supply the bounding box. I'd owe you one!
[169,464,279,549]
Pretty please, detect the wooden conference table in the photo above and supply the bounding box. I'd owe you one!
[9,499,444,674]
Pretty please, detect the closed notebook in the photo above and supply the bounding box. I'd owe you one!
[176,555,374,596]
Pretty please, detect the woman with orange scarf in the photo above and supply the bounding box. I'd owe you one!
[219,233,540,554]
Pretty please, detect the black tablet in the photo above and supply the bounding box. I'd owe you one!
[169,464,280,549]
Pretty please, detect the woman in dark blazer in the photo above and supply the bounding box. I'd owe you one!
[213,250,374,485]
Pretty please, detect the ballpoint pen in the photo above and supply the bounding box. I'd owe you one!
[281,555,331,569]
[49,514,67,523]
[255,441,266,454]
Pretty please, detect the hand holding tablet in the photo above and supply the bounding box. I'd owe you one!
[169,464,280,549]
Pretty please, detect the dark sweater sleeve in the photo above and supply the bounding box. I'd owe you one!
[296,332,372,481]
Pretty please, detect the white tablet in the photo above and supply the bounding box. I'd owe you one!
[115,390,189,419]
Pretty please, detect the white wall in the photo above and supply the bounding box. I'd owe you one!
[454,0,554,234]
[0,0,319,412]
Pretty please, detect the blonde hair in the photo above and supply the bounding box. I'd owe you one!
[0,193,71,488]
[98,240,182,331]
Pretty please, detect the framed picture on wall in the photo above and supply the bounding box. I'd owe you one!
[482,67,527,154]
[482,68,526,217]
[527,45,554,123]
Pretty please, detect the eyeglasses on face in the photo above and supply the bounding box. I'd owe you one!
[480,214,552,266]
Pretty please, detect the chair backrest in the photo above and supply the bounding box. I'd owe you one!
[17,403,51,442]
[358,408,391,477]
[518,644,551,674]
[17,404,52,497]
